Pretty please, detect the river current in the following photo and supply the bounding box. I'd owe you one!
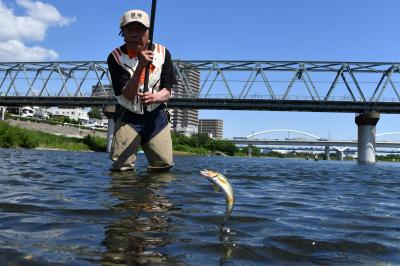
[0,148,399,265]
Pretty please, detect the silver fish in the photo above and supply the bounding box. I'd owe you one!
[200,169,235,226]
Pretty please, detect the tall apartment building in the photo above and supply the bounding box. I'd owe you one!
[92,84,114,97]
[170,64,200,136]
[198,119,223,139]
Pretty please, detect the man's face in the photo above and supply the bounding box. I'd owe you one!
[122,22,149,52]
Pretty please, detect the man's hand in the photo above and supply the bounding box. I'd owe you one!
[138,41,153,68]
[138,91,158,106]
[138,88,171,106]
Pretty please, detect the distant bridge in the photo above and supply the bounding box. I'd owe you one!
[246,129,321,140]
[1,60,400,112]
[229,130,400,149]
[252,146,399,154]
[228,139,400,149]
[376,132,400,138]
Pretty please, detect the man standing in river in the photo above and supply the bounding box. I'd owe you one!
[107,9,175,172]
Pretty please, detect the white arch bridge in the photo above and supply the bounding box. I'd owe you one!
[246,129,322,140]
[244,129,400,140]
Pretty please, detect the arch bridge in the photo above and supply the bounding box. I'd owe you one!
[376,132,400,138]
[246,129,322,140]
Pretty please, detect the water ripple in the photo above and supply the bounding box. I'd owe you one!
[0,149,399,265]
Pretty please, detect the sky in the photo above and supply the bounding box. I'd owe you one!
[1,0,400,140]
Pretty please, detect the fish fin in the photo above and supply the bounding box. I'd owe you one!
[213,184,220,192]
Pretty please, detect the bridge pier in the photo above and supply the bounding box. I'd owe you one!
[355,112,380,163]
[324,145,330,160]
[247,145,253,157]
[333,147,349,161]
[102,105,116,153]
[336,150,345,160]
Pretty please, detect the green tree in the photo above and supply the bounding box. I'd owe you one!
[208,139,237,156]
[171,132,240,156]
[88,108,103,119]
[191,133,211,148]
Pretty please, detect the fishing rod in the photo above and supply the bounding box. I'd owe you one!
[143,0,157,93]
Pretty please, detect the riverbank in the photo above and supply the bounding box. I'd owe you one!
[0,120,210,155]
[1,119,399,161]
[0,120,106,152]
[1,118,240,156]
[7,119,106,139]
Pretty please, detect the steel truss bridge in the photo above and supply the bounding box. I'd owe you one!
[1,60,400,113]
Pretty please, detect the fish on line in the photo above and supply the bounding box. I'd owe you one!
[200,169,235,226]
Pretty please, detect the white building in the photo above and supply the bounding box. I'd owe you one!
[85,118,108,129]
[20,106,34,117]
[174,124,198,137]
[46,107,89,123]
[32,106,50,119]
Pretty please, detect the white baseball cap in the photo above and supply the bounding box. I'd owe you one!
[120,9,150,29]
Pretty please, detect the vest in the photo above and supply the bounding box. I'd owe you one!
[111,43,166,114]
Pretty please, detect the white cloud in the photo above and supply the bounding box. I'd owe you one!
[17,0,75,27]
[0,40,58,61]
[0,0,75,61]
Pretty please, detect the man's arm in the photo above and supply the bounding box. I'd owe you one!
[138,47,174,105]
[121,49,154,101]
[107,53,130,97]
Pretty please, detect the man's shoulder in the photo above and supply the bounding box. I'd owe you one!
[108,44,127,56]
[108,44,128,66]
[154,43,170,51]
[154,42,166,47]
[154,43,171,59]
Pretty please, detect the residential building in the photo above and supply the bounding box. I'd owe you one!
[170,64,200,136]
[85,118,108,129]
[91,84,115,97]
[32,107,50,119]
[198,119,223,139]
[46,107,89,123]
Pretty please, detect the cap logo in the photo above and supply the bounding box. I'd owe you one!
[120,10,149,28]
[130,12,142,19]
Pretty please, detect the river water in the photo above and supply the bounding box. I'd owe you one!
[0,148,399,265]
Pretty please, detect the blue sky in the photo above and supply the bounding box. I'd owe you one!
[1,0,400,140]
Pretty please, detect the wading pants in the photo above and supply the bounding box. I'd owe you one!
[110,122,174,172]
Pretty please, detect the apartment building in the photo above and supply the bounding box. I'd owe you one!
[198,119,223,139]
[91,84,115,97]
[170,64,200,136]
[46,107,89,122]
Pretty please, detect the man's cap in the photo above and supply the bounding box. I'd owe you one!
[120,9,150,29]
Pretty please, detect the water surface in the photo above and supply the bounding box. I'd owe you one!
[0,148,399,265]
